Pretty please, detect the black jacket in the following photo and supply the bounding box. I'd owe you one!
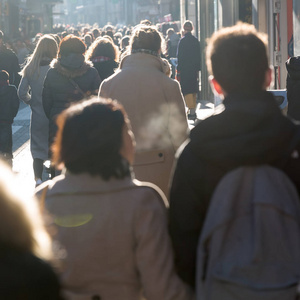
[0,46,21,86]
[42,54,101,146]
[0,83,19,123]
[92,58,118,81]
[176,32,201,95]
[286,56,300,120]
[169,91,300,289]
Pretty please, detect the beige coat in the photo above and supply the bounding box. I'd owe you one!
[99,53,189,197]
[42,172,193,300]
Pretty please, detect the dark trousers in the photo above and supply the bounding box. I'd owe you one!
[0,123,12,166]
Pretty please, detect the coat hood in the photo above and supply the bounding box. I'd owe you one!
[189,91,298,169]
[51,54,93,78]
[286,56,300,80]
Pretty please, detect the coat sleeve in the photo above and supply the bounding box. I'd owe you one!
[167,80,189,150]
[134,187,194,300]
[42,72,53,119]
[169,146,208,290]
[11,86,20,118]
[18,76,31,104]
[98,80,109,99]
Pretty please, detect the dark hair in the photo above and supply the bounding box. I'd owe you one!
[130,26,162,53]
[140,19,152,26]
[86,37,119,61]
[0,31,3,39]
[58,34,86,56]
[52,98,131,180]
[183,20,193,31]
[206,22,269,94]
[0,70,9,81]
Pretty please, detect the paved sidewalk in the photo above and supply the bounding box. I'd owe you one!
[12,102,36,193]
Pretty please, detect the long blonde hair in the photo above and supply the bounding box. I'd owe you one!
[20,35,58,78]
[0,160,52,260]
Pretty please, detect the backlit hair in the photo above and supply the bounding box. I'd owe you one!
[0,160,52,260]
[58,34,86,57]
[20,35,58,78]
[130,25,162,53]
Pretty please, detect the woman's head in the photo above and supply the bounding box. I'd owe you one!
[52,98,135,180]
[20,35,58,77]
[130,25,162,54]
[86,37,119,62]
[0,160,52,259]
[58,34,86,57]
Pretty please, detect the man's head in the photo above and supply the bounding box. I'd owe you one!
[206,22,271,95]
[183,20,193,34]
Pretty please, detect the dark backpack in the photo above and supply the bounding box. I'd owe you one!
[196,165,300,300]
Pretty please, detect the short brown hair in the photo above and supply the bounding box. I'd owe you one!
[206,22,269,93]
[130,26,162,53]
[58,34,86,56]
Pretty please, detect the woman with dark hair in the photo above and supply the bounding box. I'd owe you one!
[42,35,101,162]
[86,37,119,80]
[37,97,193,300]
[99,25,189,196]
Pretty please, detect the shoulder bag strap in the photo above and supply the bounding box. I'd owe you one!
[68,78,86,98]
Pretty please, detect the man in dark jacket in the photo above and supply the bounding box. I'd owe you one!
[0,31,20,87]
[176,21,201,120]
[169,22,300,290]
[0,70,20,166]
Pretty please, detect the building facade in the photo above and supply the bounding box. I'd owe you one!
[180,0,299,100]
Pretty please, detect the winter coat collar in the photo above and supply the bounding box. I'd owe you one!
[45,171,136,196]
[51,54,93,78]
[189,91,299,168]
[119,52,166,74]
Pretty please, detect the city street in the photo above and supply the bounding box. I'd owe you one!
[12,100,215,194]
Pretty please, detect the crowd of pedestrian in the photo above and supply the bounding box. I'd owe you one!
[0,17,300,300]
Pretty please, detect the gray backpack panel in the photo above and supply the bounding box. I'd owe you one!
[196,165,300,300]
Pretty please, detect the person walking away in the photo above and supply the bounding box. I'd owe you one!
[86,37,119,81]
[18,35,58,186]
[36,98,194,300]
[169,22,300,292]
[0,31,21,87]
[99,25,188,197]
[42,34,101,178]
[0,70,19,167]
[0,159,62,299]
[176,20,201,120]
